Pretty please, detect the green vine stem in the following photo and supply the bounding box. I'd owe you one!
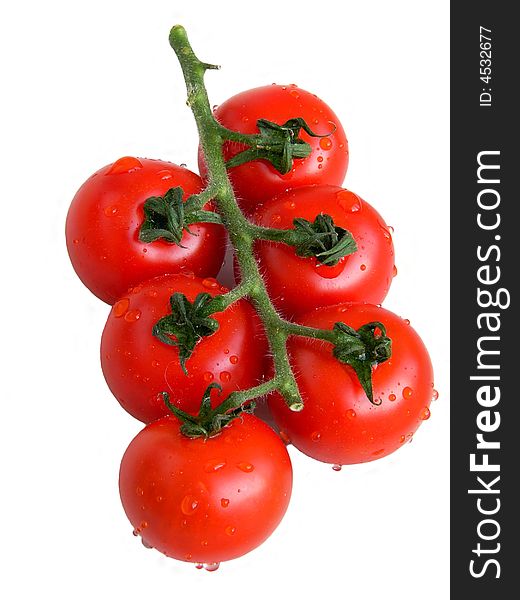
[170,24,303,412]
[165,25,392,433]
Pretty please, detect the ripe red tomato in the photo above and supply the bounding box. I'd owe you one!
[199,84,349,213]
[268,303,435,465]
[119,413,292,565]
[251,185,396,317]
[101,273,267,423]
[66,157,226,304]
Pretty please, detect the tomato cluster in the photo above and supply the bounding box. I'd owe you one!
[66,39,435,571]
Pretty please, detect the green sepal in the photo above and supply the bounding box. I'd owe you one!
[152,292,220,374]
[292,214,357,266]
[161,386,256,439]
[333,321,392,404]
[226,118,333,175]
[139,187,221,245]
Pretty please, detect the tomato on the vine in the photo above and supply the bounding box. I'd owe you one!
[66,157,226,304]
[101,273,267,423]
[251,185,396,317]
[119,413,292,565]
[199,84,349,213]
[268,303,434,465]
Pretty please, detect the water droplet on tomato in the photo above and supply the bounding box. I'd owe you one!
[135,486,144,496]
[212,105,219,111]
[399,435,406,444]
[406,432,414,443]
[225,525,237,536]
[220,498,230,508]
[392,265,398,277]
[229,355,239,365]
[388,393,397,402]
[152,360,160,368]
[346,409,356,419]
[336,189,361,213]
[380,223,392,243]
[201,540,208,547]
[203,371,214,383]
[311,431,321,442]
[360,263,367,271]
[72,238,80,244]
[241,116,249,123]
[204,562,220,572]
[279,430,291,445]
[124,309,141,322]
[314,257,347,279]
[332,464,342,472]
[106,156,143,175]
[319,137,332,151]
[236,462,254,473]
[195,563,203,570]
[372,449,385,456]
[317,155,324,163]
[132,528,139,536]
[140,520,148,529]
[202,277,219,289]
[432,388,439,401]
[204,459,227,473]
[289,89,300,99]
[402,387,413,399]
[113,298,130,318]
[420,407,431,420]
[180,163,187,168]
[220,371,231,382]
[271,214,282,226]
[104,205,119,217]
[180,495,199,515]
[156,169,173,180]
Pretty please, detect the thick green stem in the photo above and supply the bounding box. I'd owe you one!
[170,25,302,411]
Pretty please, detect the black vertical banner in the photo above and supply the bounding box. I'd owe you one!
[451,2,517,596]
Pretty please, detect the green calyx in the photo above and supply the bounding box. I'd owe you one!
[152,292,219,374]
[226,118,332,175]
[292,214,357,266]
[162,385,256,438]
[332,321,392,404]
[139,186,221,245]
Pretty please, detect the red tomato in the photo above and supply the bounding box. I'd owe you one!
[199,84,349,213]
[119,413,292,565]
[251,185,395,317]
[66,157,226,304]
[101,273,267,423]
[268,303,434,465]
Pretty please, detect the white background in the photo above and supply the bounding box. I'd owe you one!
[0,1,449,598]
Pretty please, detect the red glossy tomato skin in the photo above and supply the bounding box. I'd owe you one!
[252,185,395,318]
[119,414,292,564]
[199,84,349,213]
[268,304,434,465]
[66,157,226,304]
[101,274,267,423]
